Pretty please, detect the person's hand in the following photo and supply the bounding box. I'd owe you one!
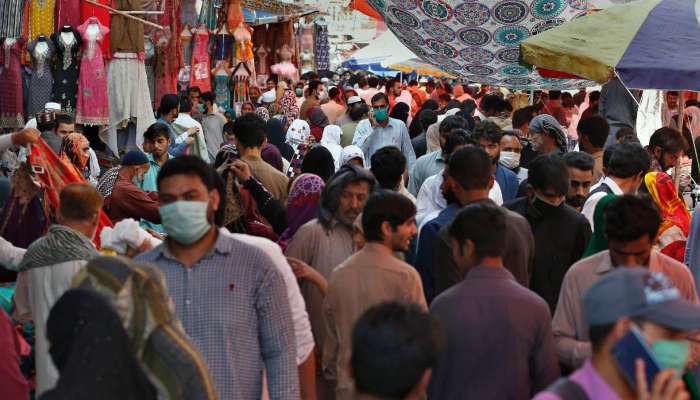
[368,109,378,128]
[11,128,40,147]
[186,126,199,136]
[185,136,195,145]
[287,257,328,294]
[230,159,252,182]
[636,359,689,400]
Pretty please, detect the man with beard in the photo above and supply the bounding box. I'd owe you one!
[136,156,298,399]
[285,164,376,398]
[323,191,426,400]
[471,120,520,202]
[562,152,595,212]
[646,127,687,173]
[504,155,592,313]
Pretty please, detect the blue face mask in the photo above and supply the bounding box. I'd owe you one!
[374,107,389,122]
[197,104,206,114]
[159,201,211,245]
[653,339,690,377]
[295,88,303,97]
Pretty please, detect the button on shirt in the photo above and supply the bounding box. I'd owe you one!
[135,230,299,400]
[360,117,416,171]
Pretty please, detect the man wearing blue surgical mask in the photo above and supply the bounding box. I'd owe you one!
[136,156,299,400]
[360,93,416,172]
[504,154,591,313]
[534,268,700,400]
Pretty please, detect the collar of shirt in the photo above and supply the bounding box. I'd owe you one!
[147,153,170,166]
[600,176,624,195]
[156,228,232,266]
[596,250,660,274]
[466,265,515,281]
[569,360,621,400]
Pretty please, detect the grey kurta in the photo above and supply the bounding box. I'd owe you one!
[28,37,56,116]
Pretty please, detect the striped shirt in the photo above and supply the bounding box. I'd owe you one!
[136,229,299,400]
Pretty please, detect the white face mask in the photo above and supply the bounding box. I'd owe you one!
[499,151,520,169]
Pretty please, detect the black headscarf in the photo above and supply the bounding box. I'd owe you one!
[266,119,294,161]
[409,99,439,138]
[390,102,410,124]
[40,289,157,400]
[301,145,336,183]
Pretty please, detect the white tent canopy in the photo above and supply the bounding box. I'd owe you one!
[343,31,415,66]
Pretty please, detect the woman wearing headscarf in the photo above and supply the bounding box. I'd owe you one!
[278,174,325,250]
[320,125,343,171]
[267,118,295,162]
[254,106,270,122]
[40,289,158,400]
[261,140,284,173]
[278,84,300,128]
[528,114,569,156]
[72,257,218,400]
[582,194,618,257]
[301,145,336,182]
[59,133,94,185]
[408,99,439,138]
[341,145,365,167]
[643,172,691,262]
[308,107,329,142]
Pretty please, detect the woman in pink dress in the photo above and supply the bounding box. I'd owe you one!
[189,25,211,92]
[75,17,110,126]
[0,37,25,129]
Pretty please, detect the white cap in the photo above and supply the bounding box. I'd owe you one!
[321,77,330,83]
[45,102,61,111]
[347,96,362,105]
[261,90,276,103]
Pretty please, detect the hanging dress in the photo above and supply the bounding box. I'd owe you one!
[198,0,221,30]
[27,36,56,116]
[314,22,330,72]
[51,26,82,116]
[0,38,26,129]
[144,36,156,107]
[55,0,80,31]
[214,29,234,64]
[0,0,25,38]
[75,18,110,126]
[213,72,231,110]
[30,0,56,40]
[178,27,193,91]
[189,28,212,92]
[154,28,177,107]
[80,0,110,59]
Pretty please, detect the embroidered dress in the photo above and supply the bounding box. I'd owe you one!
[76,18,110,126]
[189,28,212,92]
[27,37,56,116]
[213,74,231,110]
[0,38,25,129]
[80,0,110,59]
[51,26,82,116]
[30,0,56,40]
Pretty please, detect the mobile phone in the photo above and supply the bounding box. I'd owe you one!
[611,326,661,390]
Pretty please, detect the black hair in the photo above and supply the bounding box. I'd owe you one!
[308,79,322,92]
[201,91,215,105]
[362,190,416,242]
[577,116,609,149]
[371,92,389,105]
[54,113,74,127]
[179,96,192,113]
[447,146,492,191]
[370,146,406,190]
[479,94,502,113]
[187,86,201,95]
[615,127,638,142]
[302,146,336,182]
[409,79,418,86]
[549,90,562,100]
[367,76,379,88]
[604,195,661,243]
[528,154,569,196]
[352,302,442,399]
[439,115,467,135]
[328,86,340,99]
[606,143,650,178]
[443,131,469,156]
[223,121,235,136]
[350,103,370,122]
[589,91,601,102]
[512,106,535,129]
[563,151,594,172]
[573,91,587,107]
[157,155,224,226]
[471,120,503,145]
[158,94,179,117]
[143,122,170,142]
[448,201,506,259]
[233,113,266,149]
[648,127,688,154]
[589,324,616,353]
[418,109,438,131]
[438,93,452,103]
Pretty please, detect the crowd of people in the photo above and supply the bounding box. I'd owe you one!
[3,73,700,400]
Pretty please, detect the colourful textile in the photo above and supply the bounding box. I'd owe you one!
[582,194,618,258]
[189,29,211,92]
[645,172,691,262]
[59,133,90,173]
[55,0,80,31]
[30,0,55,40]
[0,38,25,129]
[278,174,325,250]
[80,0,110,59]
[76,18,110,126]
[154,28,178,108]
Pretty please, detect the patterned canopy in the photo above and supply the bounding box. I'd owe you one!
[366,0,592,89]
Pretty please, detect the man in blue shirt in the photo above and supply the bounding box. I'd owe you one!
[361,93,416,171]
[139,123,172,232]
[156,94,196,156]
[471,120,520,202]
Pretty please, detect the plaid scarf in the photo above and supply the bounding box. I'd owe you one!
[19,225,98,271]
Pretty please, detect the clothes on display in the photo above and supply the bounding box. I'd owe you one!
[76,17,110,126]
[80,0,110,59]
[253,25,269,82]
[154,28,178,107]
[30,0,56,40]
[110,0,144,54]
[106,53,155,156]
[28,36,56,117]
[214,25,234,63]
[0,38,26,129]
[0,0,25,38]
[314,21,329,72]
[213,70,231,110]
[190,26,212,92]
[198,0,222,30]
[144,36,156,106]
[51,26,82,116]
[55,0,80,31]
